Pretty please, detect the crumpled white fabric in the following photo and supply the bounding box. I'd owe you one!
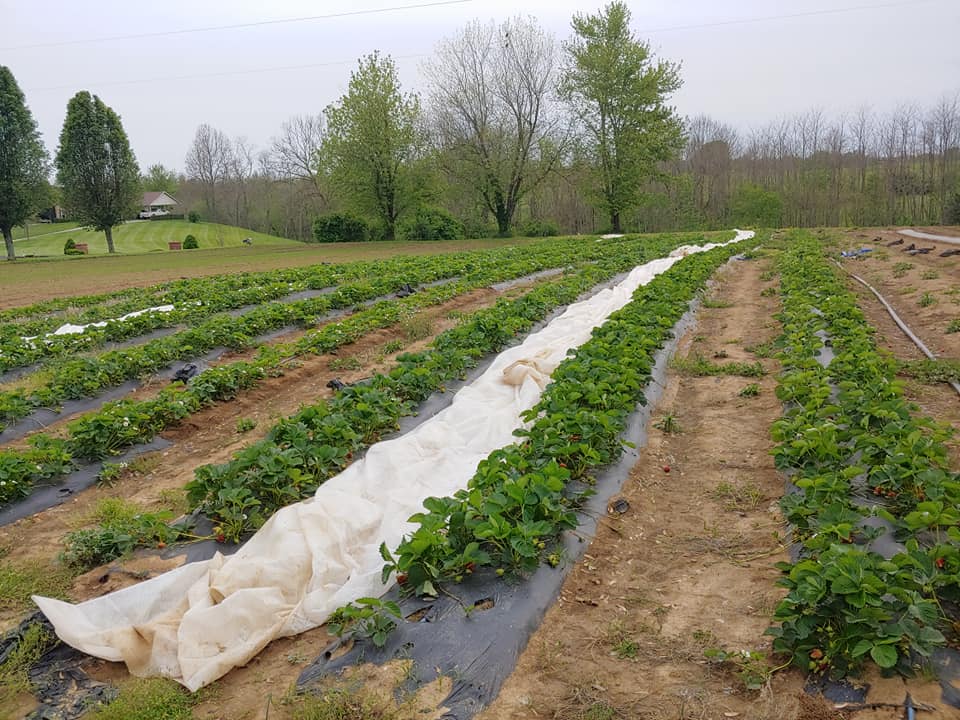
[34,231,753,691]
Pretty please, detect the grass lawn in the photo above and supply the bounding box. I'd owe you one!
[10,222,82,240]
[13,220,296,256]
[0,234,547,309]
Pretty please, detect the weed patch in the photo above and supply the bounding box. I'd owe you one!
[672,353,765,377]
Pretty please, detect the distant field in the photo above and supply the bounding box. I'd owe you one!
[13,220,297,256]
[0,235,546,308]
[11,222,81,240]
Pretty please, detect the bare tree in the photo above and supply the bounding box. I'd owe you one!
[268,114,327,199]
[185,124,232,219]
[424,16,567,234]
[229,136,255,227]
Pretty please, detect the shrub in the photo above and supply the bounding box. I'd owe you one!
[397,207,464,241]
[461,217,497,239]
[187,211,200,223]
[182,235,198,249]
[312,213,371,243]
[63,238,83,255]
[521,219,559,237]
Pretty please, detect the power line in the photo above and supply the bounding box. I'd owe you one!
[1,0,473,51]
[28,54,430,92]
[642,0,943,34]
[22,0,944,93]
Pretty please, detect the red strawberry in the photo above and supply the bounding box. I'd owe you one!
[396,573,408,585]
[216,534,226,543]
[663,465,671,473]
[936,557,946,569]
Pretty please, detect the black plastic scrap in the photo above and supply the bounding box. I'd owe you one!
[395,283,416,298]
[326,378,347,391]
[171,363,199,383]
[0,612,117,720]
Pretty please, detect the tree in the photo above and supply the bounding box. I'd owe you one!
[0,65,50,261]
[142,163,179,195]
[268,114,327,199]
[323,52,425,240]
[425,16,565,236]
[185,123,232,220]
[560,1,684,233]
[728,183,783,227]
[55,91,140,254]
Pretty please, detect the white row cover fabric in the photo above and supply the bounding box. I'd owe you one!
[35,231,754,691]
[897,228,960,246]
[23,305,176,343]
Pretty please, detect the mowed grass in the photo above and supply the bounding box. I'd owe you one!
[0,234,548,309]
[10,221,82,240]
[13,220,296,256]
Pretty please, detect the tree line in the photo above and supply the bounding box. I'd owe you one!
[2,2,959,260]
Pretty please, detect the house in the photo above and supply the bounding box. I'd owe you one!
[139,191,179,218]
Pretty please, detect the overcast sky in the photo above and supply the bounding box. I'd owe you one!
[3,0,958,172]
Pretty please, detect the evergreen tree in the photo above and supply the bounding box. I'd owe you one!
[0,65,50,261]
[56,91,140,253]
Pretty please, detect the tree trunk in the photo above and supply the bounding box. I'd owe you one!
[494,205,511,236]
[2,227,15,261]
[610,211,622,234]
[104,226,116,254]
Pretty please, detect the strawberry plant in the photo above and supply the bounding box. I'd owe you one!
[766,230,960,679]
[383,242,748,596]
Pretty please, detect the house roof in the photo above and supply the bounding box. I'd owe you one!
[142,191,178,207]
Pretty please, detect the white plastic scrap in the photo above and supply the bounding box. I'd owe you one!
[22,305,176,344]
[35,231,754,691]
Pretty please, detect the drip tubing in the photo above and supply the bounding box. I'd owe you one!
[833,260,960,398]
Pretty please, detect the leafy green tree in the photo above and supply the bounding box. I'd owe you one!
[55,91,140,253]
[560,1,684,233]
[729,183,783,227]
[0,65,50,261]
[323,52,426,240]
[142,163,179,196]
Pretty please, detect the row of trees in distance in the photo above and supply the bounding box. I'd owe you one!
[3,2,960,259]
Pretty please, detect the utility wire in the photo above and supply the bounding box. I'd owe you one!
[22,0,944,92]
[1,0,472,51]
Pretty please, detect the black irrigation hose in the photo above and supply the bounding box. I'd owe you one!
[834,260,960,399]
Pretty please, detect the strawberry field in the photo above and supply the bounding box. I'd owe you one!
[2,228,959,720]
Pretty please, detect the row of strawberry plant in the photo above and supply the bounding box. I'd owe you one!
[185,239,696,540]
[0,235,702,506]
[67,244,670,560]
[379,241,746,597]
[0,242,568,431]
[0,259,337,333]
[766,230,959,679]
[0,251,443,333]
[0,255,436,371]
